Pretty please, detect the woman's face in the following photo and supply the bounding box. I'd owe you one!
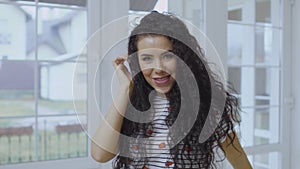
[137,35,177,97]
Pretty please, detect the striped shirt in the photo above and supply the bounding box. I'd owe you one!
[145,95,174,168]
[128,95,228,168]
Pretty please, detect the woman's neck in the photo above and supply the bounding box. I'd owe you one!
[156,91,168,98]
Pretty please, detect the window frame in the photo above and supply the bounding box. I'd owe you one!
[0,0,97,169]
[226,0,292,169]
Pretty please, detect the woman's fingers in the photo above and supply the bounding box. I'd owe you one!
[113,57,127,72]
[112,55,132,84]
[113,56,128,68]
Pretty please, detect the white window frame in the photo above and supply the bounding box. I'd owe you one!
[0,0,99,169]
[225,0,292,169]
[171,0,291,168]
[279,0,292,168]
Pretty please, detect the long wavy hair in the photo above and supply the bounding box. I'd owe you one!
[113,11,241,169]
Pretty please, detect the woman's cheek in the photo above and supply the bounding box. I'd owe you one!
[141,68,152,77]
[166,61,177,75]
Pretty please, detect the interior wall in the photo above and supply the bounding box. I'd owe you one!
[87,1,129,169]
[291,1,300,168]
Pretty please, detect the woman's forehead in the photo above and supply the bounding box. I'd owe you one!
[137,35,172,51]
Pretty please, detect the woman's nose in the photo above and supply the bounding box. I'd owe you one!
[154,59,165,73]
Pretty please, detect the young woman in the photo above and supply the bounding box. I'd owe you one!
[91,11,252,169]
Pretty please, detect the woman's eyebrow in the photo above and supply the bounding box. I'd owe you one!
[139,50,174,57]
[139,53,154,57]
[161,50,174,55]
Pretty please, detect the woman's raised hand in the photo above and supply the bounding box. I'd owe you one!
[92,56,132,163]
[112,55,132,90]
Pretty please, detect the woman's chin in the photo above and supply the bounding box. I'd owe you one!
[155,88,171,97]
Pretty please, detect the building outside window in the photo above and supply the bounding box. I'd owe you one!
[0,0,88,166]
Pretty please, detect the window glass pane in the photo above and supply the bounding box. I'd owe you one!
[181,0,203,29]
[228,0,244,21]
[73,61,87,115]
[0,117,35,164]
[0,4,36,60]
[0,60,35,117]
[255,108,269,130]
[227,24,243,65]
[228,9,242,21]
[240,106,281,147]
[0,90,35,117]
[0,0,88,165]
[37,115,87,161]
[37,7,87,61]
[229,0,281,26]
[254,152,281,169]
[255,27,280,65]
[256,0,281,27]
[0,0,87,7]
[254,136,269,146]
[254,107,280,145]
[0,1,33,5]
[228,24,254,65]
[39,61,86,115]
[240,107,255,147]
[38,0,87,7]
[228,0,254,23]
[255,68,280,106]
[228,67,241,94]
[256,0,271,23]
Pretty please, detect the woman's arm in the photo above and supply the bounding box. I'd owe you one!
[221,132,253,169]
[91,87,129,162]
[91,56,132,162]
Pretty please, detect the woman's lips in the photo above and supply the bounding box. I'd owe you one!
[153,75,171,85]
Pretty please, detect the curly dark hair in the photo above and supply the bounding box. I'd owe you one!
[113,11,241,169]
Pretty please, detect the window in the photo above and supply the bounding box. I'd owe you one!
[0,0,88,166]
[0,19,11,45]
[227,0,283,168]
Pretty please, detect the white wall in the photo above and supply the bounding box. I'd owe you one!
[87,1,129,169]
[0,5,26,60]
[291,1,300,169]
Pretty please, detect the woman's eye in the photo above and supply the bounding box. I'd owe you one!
[163,54,174,60]
[142,57,152,62]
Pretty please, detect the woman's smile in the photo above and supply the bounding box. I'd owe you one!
[152,75,171,85]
